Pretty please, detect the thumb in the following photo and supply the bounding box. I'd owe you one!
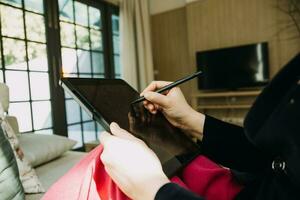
[99,131,113,147]
[110,122,135,140]
[143,91,170,109]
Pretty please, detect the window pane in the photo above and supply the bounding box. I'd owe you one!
[25,0,44,13]
[89,7,101,29]
[5,71,29,101]
[27,42,48,71]
[0,5,24,39]
[58,0,74,22]
[83,122,96,142]
[81,108,92,121]
[0,0,22,7]
[93,74,104,78]
[63,73,78,78]
[65,99,81,124]
[29,72,50,100]
[97,122,105,139]
[60,22,76,48]
[26,12,46,42]
[3,38,26,69]
[0,70,3,82]
[112,15,119,34]
[9,102,32,132]
[76,26,89,50]
[68,124,82,148]
[74,1,88,26]
[79,74,91,78]
[61,48,77,74]
[114,55,120,75]
[92,52,104,73]
[97,122,105,131]
[77,50,91,73]
[90,29,102,51]
[113,35,119,54]
[32,101,52,130]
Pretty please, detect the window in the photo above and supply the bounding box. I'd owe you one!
[58,0,119,149]
[112,13,120,78]
[0,0,53,133]
[59,0,105,78]
[0,0,120,150]
[58,0,106,148]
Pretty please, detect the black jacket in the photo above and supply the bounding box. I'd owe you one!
[155,53,300,200]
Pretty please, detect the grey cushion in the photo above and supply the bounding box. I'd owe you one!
[0,127,24,200]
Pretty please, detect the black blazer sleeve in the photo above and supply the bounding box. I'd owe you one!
[201,115,271,172]
[155,115,271,200]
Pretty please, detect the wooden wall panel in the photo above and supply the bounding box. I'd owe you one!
[151,0,300,104]
[151,8,193,100]
[186,0,300,93]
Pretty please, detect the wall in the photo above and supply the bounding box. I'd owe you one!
[185,0,300,94]
[151,0,300,101]
[150,0,186,15]
[151,8,192,97]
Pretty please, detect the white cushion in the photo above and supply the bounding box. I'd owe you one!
[18,133,76,167]
[0,83,9,112]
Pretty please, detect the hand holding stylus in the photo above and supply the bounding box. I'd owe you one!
[141,81,205,140]
[132,71,202,104]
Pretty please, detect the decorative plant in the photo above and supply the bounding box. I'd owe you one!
[278,0,300,36]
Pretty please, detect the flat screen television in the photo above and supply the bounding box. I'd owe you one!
[197,42,269,90]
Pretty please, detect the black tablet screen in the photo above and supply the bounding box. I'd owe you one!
[61,78,200,177]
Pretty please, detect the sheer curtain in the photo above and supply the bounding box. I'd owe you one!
[120,0,154,91]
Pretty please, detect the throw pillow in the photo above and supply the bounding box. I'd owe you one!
[19,134,76,167]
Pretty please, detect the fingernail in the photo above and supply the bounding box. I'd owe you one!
[110,122,119,129]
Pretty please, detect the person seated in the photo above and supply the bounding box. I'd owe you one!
[43,53,299,200]
[99,53,300,200]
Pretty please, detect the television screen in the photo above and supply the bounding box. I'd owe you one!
[197,42,269,90]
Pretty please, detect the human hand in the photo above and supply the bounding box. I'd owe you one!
[141,81,205,140]
[100,122,170,200]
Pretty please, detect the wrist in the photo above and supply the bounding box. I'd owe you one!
[134,174,170,200]
[182,109,205,141]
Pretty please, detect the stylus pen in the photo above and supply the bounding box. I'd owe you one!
[131,70,203,104]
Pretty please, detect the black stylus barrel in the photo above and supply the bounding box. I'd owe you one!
[131,71,203,104]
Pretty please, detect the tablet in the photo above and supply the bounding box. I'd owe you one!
[60,78,201,177]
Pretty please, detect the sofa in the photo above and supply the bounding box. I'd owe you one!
[25,150,86,200]
[0,83,87,200]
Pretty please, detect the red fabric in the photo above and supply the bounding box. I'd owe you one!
[42,145,242,200]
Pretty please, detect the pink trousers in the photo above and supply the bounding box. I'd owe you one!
[42,145,242,200]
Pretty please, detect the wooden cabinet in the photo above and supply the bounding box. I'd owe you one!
[191,90,261,126]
